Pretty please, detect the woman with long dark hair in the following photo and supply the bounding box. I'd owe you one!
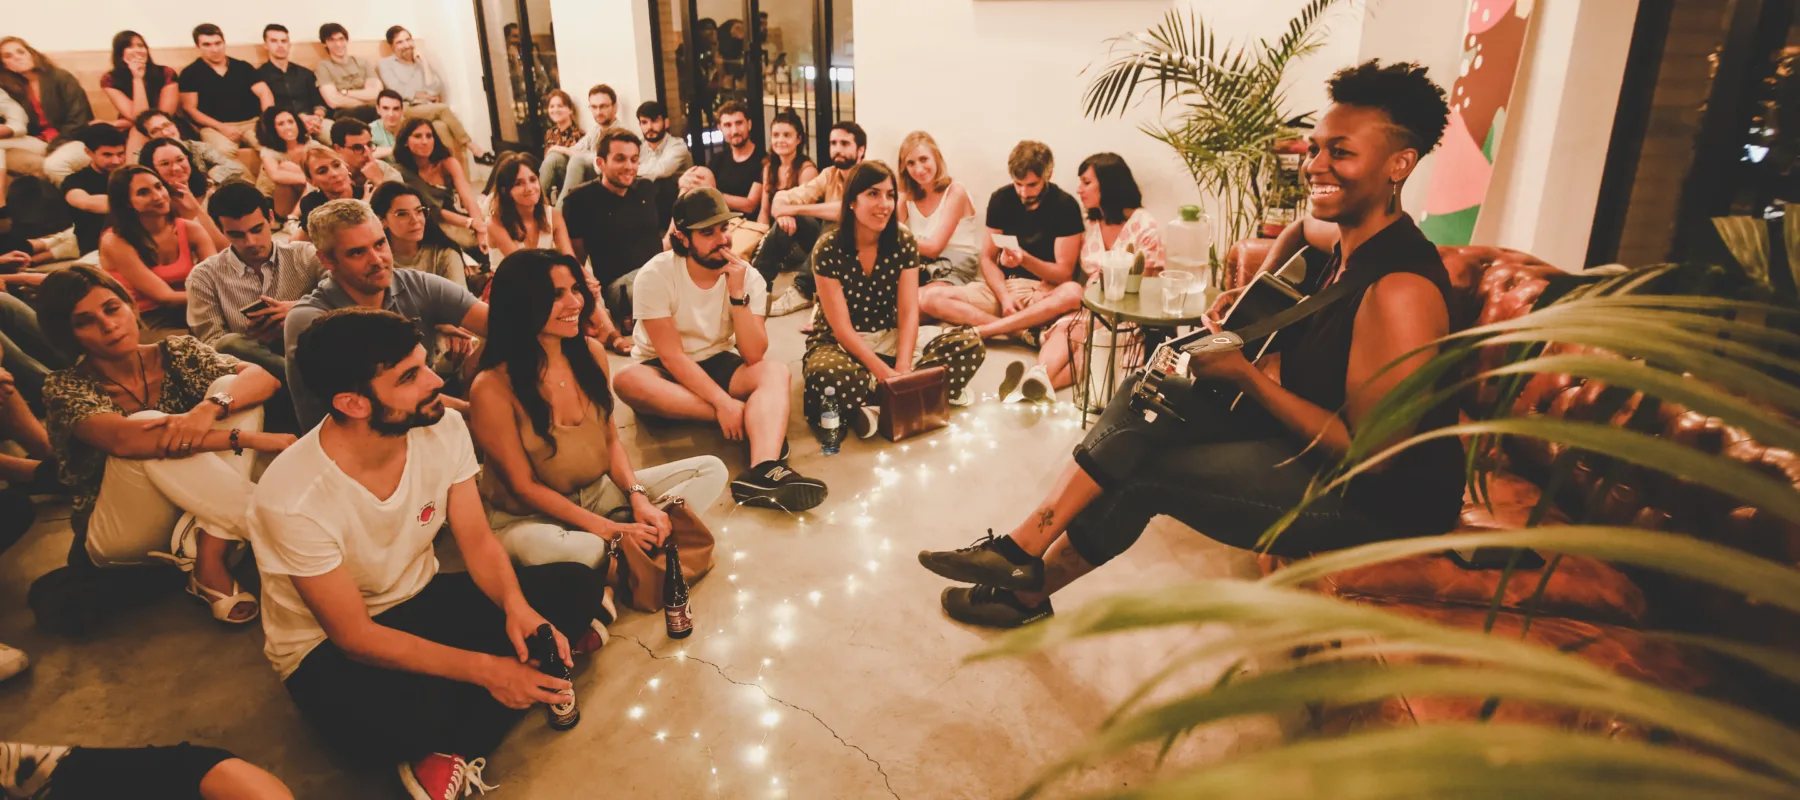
[371,181,467,288]
[98,164,215,327]
[140,137,229,251]
[101,31,181,151]
[0,37,92,148]
[469,249,725,569]
[36,265,293,623]
[390,116,487,252]
[253,107,310,218]
[486,153,571,256]
[758,110,816,225]
[802,161,986,436]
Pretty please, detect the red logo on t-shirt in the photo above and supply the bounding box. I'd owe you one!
[418,502,436,525]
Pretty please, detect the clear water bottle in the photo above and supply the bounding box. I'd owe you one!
[1166,204,1215,289]
[818,386,843,455]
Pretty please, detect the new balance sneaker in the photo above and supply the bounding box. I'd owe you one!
[400,754,495,800]
[941,585,1054,629]
[1019,364,1054,404]
[731,461,828,512]
[918,530,1045,591]
[0,742,68,799]
[0,644,26,684]
[768,286,813,317]
[851,406,881,440]
[997,361,1027,402]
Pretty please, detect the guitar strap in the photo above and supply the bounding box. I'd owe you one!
[1223,256,1385,348]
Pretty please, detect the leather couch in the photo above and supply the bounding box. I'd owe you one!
[1225,238,1800,730]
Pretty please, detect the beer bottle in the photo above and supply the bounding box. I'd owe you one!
[528,623,580,730]
[664,542,693,639]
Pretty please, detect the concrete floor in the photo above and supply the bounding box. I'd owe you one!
[0,305,1284,798]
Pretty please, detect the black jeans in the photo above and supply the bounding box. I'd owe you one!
[41,744,234,799]
[283,562,604,765]
[1065,372,1426,565]
[752,216,822,299]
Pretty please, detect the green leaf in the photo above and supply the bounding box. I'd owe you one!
[1712,216,1772,287]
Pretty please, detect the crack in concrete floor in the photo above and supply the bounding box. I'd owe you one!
[620,635,902,800]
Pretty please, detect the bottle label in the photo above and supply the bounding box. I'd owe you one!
[550,691,579,725]
[820,413,839,430]
[666,603,693,634]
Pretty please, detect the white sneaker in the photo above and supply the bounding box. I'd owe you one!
[997,361,1026,403]
[0,742,68,799]
[1020,365,1054,404]
[769,287,813,317]
[852,405,881,439]
[0,644,27,683]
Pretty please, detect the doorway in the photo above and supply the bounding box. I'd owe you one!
[472,0,565,152]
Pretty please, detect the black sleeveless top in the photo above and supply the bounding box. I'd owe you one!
[1276,216,1465,535]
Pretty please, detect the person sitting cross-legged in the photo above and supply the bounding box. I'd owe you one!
[918,140,1084,347]
[0,741,295,800]
[613,188,826,511]
[249,306,606,800]
[802,162,986,437]
[758,120,867,318]
[916,60,1465,629]
[470,249,728,568]
[186,181,328,377]
[561,128,663,333]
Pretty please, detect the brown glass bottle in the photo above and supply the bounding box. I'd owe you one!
[528,623,580,730]
[664,542,693,639]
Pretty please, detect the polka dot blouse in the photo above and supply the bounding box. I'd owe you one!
[807,227,920,349]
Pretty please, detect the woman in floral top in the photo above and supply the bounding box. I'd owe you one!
[37,266,295,623]
[803,161,986,436]
[536,89,585,206]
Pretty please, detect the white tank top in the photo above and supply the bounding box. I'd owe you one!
[906,192,979,259]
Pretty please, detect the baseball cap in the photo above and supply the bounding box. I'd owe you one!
[671,187,741,230]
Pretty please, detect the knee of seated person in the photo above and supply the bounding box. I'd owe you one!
[748,358,790,383]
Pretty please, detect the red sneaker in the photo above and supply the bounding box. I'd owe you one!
[399,753,496,799]
[571,619,609,657]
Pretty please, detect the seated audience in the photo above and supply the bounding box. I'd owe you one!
[919,140,1084,344]
[802,162,985,433]
[295,144,360,240]
[248,306,602,798]
[635,100,692,182]
[284,198,487,430]
[898,130,979,286]
[101,31,182,154]
[756,111,816,227]
[140,137,230,251]
[187,181,327,376]
[706,102,763,219]
[255,108,312,219]
[561,128,661,329]
[0,88,46,214]
[1011,151,1165,400]
[535,89,582,204]
[0,327,54,470]
[370,89,404,160]
[314,23,384,124]
[99,164,216,327]
[256,25,328,140]
[0,286,71,411]
[1,742,296,799]
[761,120,867,318]
[390,117,488,252]
[613,189,824,510]
[178,25,275,177]
[328,117,401,197]
[136,109,246,187]
[917,60,1463,628]
[376,26,493,166]
[0,37,92,154]
[556,83,622,198]
[59,124,128,256]
[471,249,730,568]
[372,181,468,288]
[486,153,572,256]
[38,265,293,623]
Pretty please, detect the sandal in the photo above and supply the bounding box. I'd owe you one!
[186,574,260,624]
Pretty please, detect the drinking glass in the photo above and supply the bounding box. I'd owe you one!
[1101,253,1131,302]
[1161,270,1197,316]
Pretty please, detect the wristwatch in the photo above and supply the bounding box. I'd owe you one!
[729,294,750,307]
[206,392,234,417]
[627,483,649,499]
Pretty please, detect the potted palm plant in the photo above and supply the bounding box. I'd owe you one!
[984,268,1800,798]
[1082,0,1349,255]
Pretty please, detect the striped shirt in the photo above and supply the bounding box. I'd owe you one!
[185,241,328,344]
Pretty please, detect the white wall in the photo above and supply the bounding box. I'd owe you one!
[8,0,493,149]
[852,0,1365,228]
[1357,0,1468,217]
[550,0,657,134]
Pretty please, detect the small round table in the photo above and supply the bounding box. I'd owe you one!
[1073,276,1212,426]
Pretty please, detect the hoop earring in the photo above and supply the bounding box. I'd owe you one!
[1387,181,1401,215]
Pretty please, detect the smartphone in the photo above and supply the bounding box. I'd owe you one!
[240,298,272,317]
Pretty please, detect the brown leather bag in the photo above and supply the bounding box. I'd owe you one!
[731,219,770,260]
[876,365,950,441]
[604,497,717,613]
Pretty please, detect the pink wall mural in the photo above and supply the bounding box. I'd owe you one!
[1420,0,1536,246]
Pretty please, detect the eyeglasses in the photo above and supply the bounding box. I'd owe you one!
[344,143,370,153]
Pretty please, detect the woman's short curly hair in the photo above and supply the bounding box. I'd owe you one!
[1326,60,1451,156]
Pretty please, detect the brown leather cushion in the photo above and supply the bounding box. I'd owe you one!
[1315,553,1646,627]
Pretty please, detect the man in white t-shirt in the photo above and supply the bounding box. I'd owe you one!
[613,188,826,512]
[247,307,607,800]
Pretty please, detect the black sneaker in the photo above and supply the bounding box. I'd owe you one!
[731,461,828,512]
[778,439,790,463]
[917,530,1044,591]
[941,585,1053,628]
